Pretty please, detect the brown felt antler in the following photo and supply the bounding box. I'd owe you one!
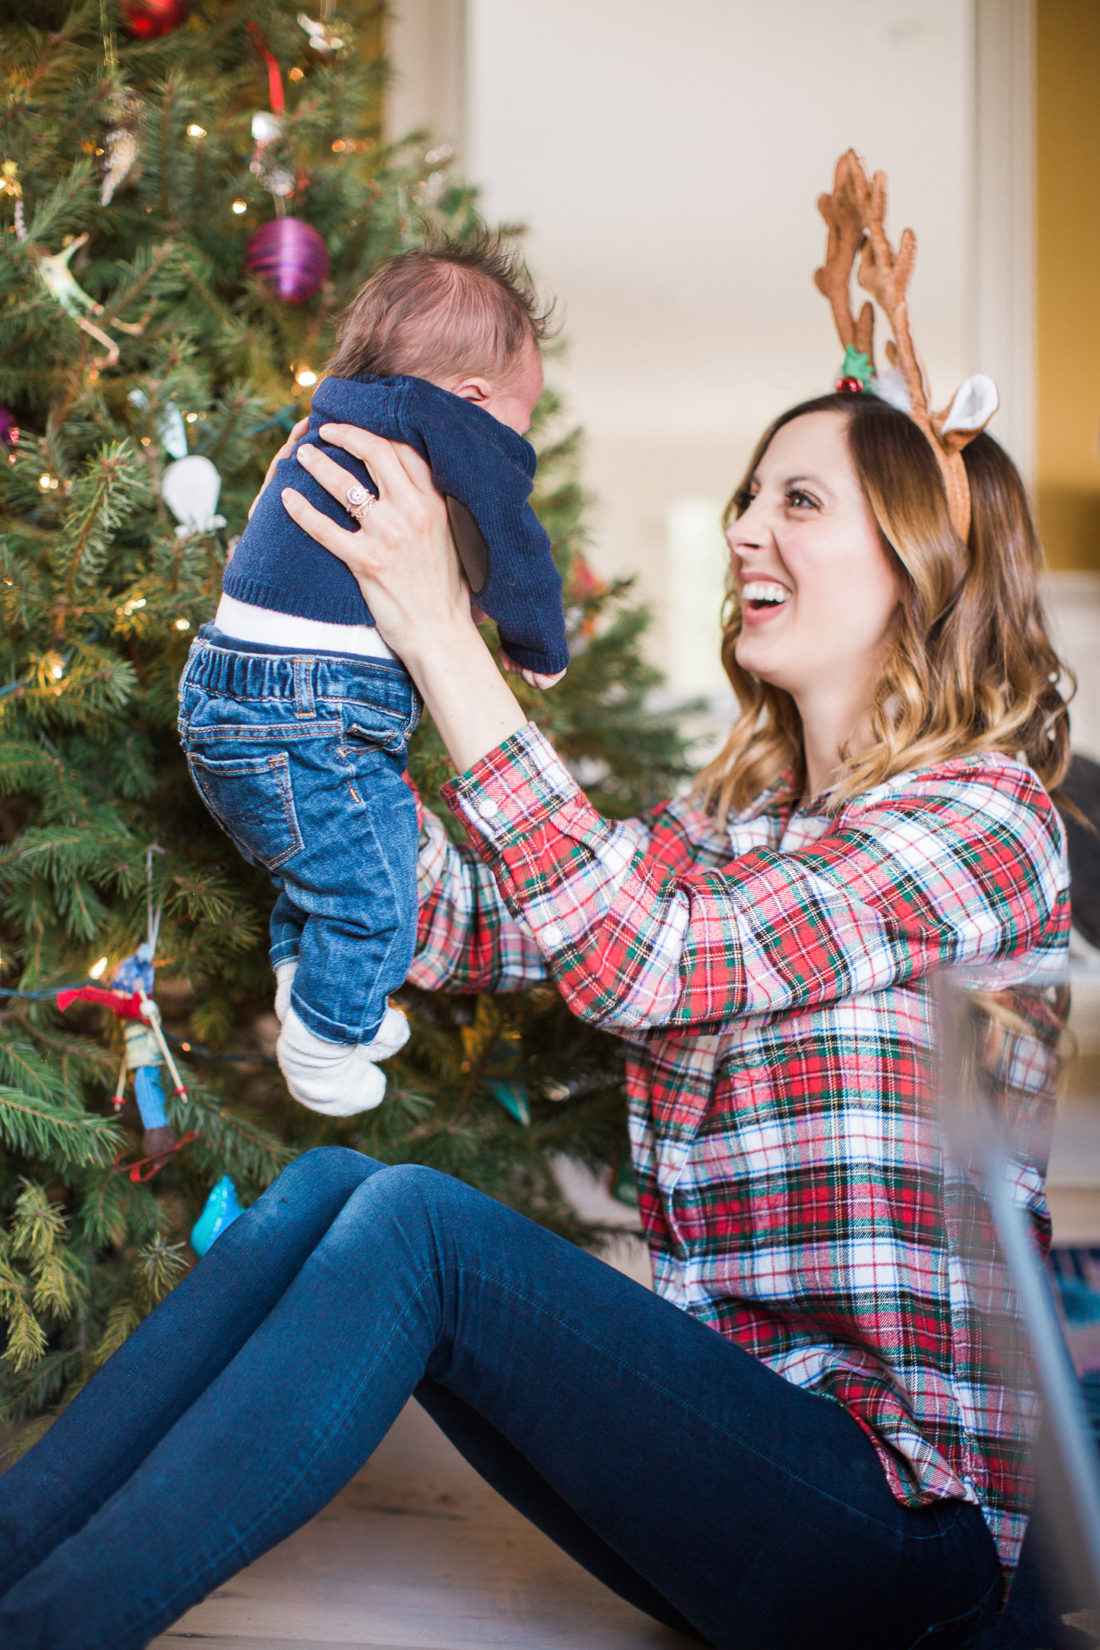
[813,153,875,366]
[851,160,936,444]
[817,150,999,541]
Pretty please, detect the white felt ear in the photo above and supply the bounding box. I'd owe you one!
[869,365,913,414]
[939,374,999,435]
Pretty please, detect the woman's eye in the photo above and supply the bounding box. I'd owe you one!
[732,487,755,515]
[787,488,818,510]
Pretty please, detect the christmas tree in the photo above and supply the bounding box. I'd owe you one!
[0,0,693,1433]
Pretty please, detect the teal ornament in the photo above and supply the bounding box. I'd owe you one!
[190,1175,243,1256]
[840,345,874,387]
[610,1149,639,1208]
[485,1077,531,1126]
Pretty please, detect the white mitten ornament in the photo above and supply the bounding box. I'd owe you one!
[162,455,227,538]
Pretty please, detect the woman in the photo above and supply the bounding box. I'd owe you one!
[0,390,1069,1650]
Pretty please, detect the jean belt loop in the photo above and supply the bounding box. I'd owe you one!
[293,657,315,719]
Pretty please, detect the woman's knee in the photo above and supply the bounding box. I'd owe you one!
[344,1163,478,1251]
[268,1145,384,1201]
[369,1162,463,1212]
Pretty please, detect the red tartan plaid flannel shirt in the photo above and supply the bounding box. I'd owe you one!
[409,722,1070,1582]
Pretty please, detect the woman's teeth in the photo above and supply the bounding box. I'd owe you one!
[742,581,789,608]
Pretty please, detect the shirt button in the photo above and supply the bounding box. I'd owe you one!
[476,797,499,820]
[542,923,562,947]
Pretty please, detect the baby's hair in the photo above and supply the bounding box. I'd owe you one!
[325,229,555,386]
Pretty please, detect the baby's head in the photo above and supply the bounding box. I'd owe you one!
[325,232,553,435]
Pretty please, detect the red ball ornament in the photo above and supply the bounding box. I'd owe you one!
[836,375,866,395]
[246,217,329,304]
[121,0,189,39]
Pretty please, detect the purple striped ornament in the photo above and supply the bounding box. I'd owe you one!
[246,216,329,304]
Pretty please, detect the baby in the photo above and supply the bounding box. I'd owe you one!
[178,236,567,1117]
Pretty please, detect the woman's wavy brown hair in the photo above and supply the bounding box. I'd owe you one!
[695,392,1073,820]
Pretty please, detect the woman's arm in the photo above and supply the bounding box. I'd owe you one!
[437,730,1068,1033]
[282,429,1067,1035]
[282,428,670,1004]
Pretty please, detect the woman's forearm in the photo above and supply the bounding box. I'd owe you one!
[402,618,528,777]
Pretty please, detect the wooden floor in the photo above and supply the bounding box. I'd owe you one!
[150,1396,697,1650]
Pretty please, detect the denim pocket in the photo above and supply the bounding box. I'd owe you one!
[187,749,303,870]
[340,702,416,757]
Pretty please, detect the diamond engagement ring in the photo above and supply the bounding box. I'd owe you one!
[345,483,377,524]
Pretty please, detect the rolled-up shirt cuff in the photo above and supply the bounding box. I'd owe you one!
[442,722,580,854]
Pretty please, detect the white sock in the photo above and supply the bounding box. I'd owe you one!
[360,1004,410,1060]
[277,1007,387,1116]
[274,963,408,1059]
[274,959,298,1026]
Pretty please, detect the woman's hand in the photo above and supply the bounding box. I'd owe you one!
[249,416,310,520]
[282,424,474,670]
[281,423,528,774]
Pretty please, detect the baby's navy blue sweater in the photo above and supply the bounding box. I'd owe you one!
[225,374,569,676]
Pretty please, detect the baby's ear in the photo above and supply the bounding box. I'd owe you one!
[448,376,493,407]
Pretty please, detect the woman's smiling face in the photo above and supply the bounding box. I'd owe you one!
[726,410,904,709]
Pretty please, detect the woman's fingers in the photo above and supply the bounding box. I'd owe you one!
[296,433,450,549]
[285,425,472,668]
[281,487,369,566]
[293,442,382,519]
[317,424,437,501]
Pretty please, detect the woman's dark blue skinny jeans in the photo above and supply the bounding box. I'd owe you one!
[0,1148,1001,1649]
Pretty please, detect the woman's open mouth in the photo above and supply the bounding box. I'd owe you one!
[741,580,790,620]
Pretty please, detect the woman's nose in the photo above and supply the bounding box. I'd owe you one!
[726,493,770,559]
[726,515,765,560]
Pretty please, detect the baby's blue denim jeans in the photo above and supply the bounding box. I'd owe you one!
[177,627,421,1043]
[0,1151,1002,1650]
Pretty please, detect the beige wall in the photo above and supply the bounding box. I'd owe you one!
[386,0,466,156]
[461,1,980,697]
[386,0,1100,757]
[458,0,980,698]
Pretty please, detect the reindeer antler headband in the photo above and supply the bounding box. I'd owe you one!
[815,150,998,541]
